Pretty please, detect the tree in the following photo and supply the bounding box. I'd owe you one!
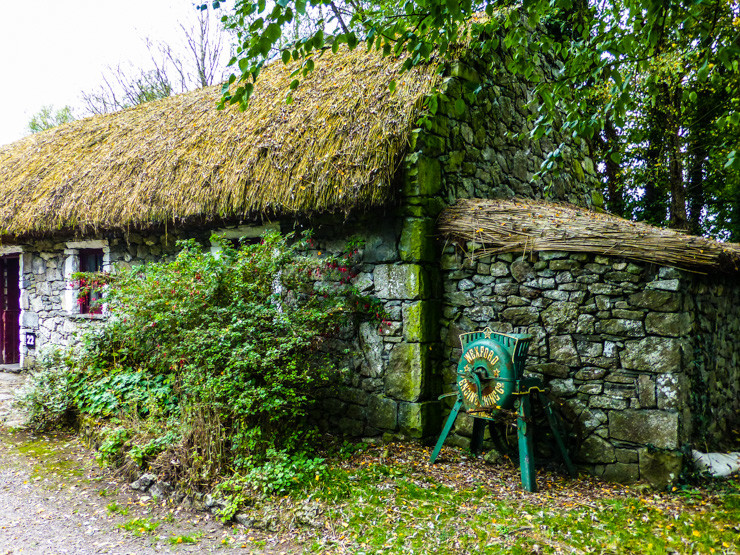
[27,105,75,133]
[82,8,230,115]
[210,0,740,239]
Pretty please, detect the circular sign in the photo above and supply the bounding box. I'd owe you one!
[456,337,516,411]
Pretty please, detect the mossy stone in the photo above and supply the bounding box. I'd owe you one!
[410,130,445,156]
[385,343,428,402]
[367,395,398,430]
[375,264,430,300]
[639,449,683,489]
[398,401,442,438]
[403,155,441,197]
[399,217,435,263]
[577,434,616,464]
[404,196,446,218]
[450,62,481,83]
[402,300,440,343]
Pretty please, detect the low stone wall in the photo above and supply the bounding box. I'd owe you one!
[438,246,740,485]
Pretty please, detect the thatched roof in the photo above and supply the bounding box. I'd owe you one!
[440,199,740,274]
[0,48,438,238]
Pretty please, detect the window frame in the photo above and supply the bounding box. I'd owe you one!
[63,240,111,317]
[77,249,104,315]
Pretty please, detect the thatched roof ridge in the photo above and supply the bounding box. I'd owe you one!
[440,198,740,274]
[0,48,438,238]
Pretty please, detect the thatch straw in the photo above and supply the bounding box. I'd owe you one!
[440,199,740,274]
[0,47,439,238]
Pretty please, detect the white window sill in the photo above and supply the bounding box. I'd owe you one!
[66,313,108,321]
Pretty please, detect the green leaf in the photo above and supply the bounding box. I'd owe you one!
[429,95,438,115]
[281,50,290,64]
[314,29,324,49]
[389,80,397,93]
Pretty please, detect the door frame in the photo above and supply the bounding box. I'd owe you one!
[0,254,21,366]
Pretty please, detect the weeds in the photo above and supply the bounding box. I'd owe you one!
[168,532,203,545]
[106,502,129,516]
[119,517,159,536]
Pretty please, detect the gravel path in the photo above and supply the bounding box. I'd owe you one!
[0,371,298,554]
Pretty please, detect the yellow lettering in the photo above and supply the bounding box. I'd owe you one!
[491,355,499,366]
[484,392,500,405]
[464,350,475,364]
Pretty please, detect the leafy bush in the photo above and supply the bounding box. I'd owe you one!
[15,349,76,430]
[128,431,180,467]
[97,426,132,466]
[214,449,329,521]
[60,231,378,491]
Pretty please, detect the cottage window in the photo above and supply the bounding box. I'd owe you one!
[78,249,104,314]
[63,241,110,317]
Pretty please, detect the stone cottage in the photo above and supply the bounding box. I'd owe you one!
[1,42,734,485]
[0,44,593,415]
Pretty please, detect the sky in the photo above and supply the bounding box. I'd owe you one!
[0,0,229,146]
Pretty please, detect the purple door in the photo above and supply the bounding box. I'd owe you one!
[0,257,20,364]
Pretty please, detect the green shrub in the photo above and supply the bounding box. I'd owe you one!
[214,449,329,521]
[97,426,132,466]
[64,231,380,490]
[15,350,76,430]
[128,431,180,468]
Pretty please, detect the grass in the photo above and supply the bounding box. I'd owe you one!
[106,502,129,516]
[168,532,203,545]
[14,434,85,480]
[306,472,739,554]
[256,442,740,555]
[119,517,160,536]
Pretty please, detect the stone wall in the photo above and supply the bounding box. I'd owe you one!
[408,53,600,214]
[291,214,442,440]
[18,232,188,367]
[438,246,740,486]
[690,274,740,449]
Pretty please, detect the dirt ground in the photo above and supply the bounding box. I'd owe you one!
[0,371,294,554]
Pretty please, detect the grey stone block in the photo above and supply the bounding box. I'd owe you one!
[645,312,692,337]
[609,410,679,449]
[621,336,688,373]
[578,434,616,463]
[548,335,580,365]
